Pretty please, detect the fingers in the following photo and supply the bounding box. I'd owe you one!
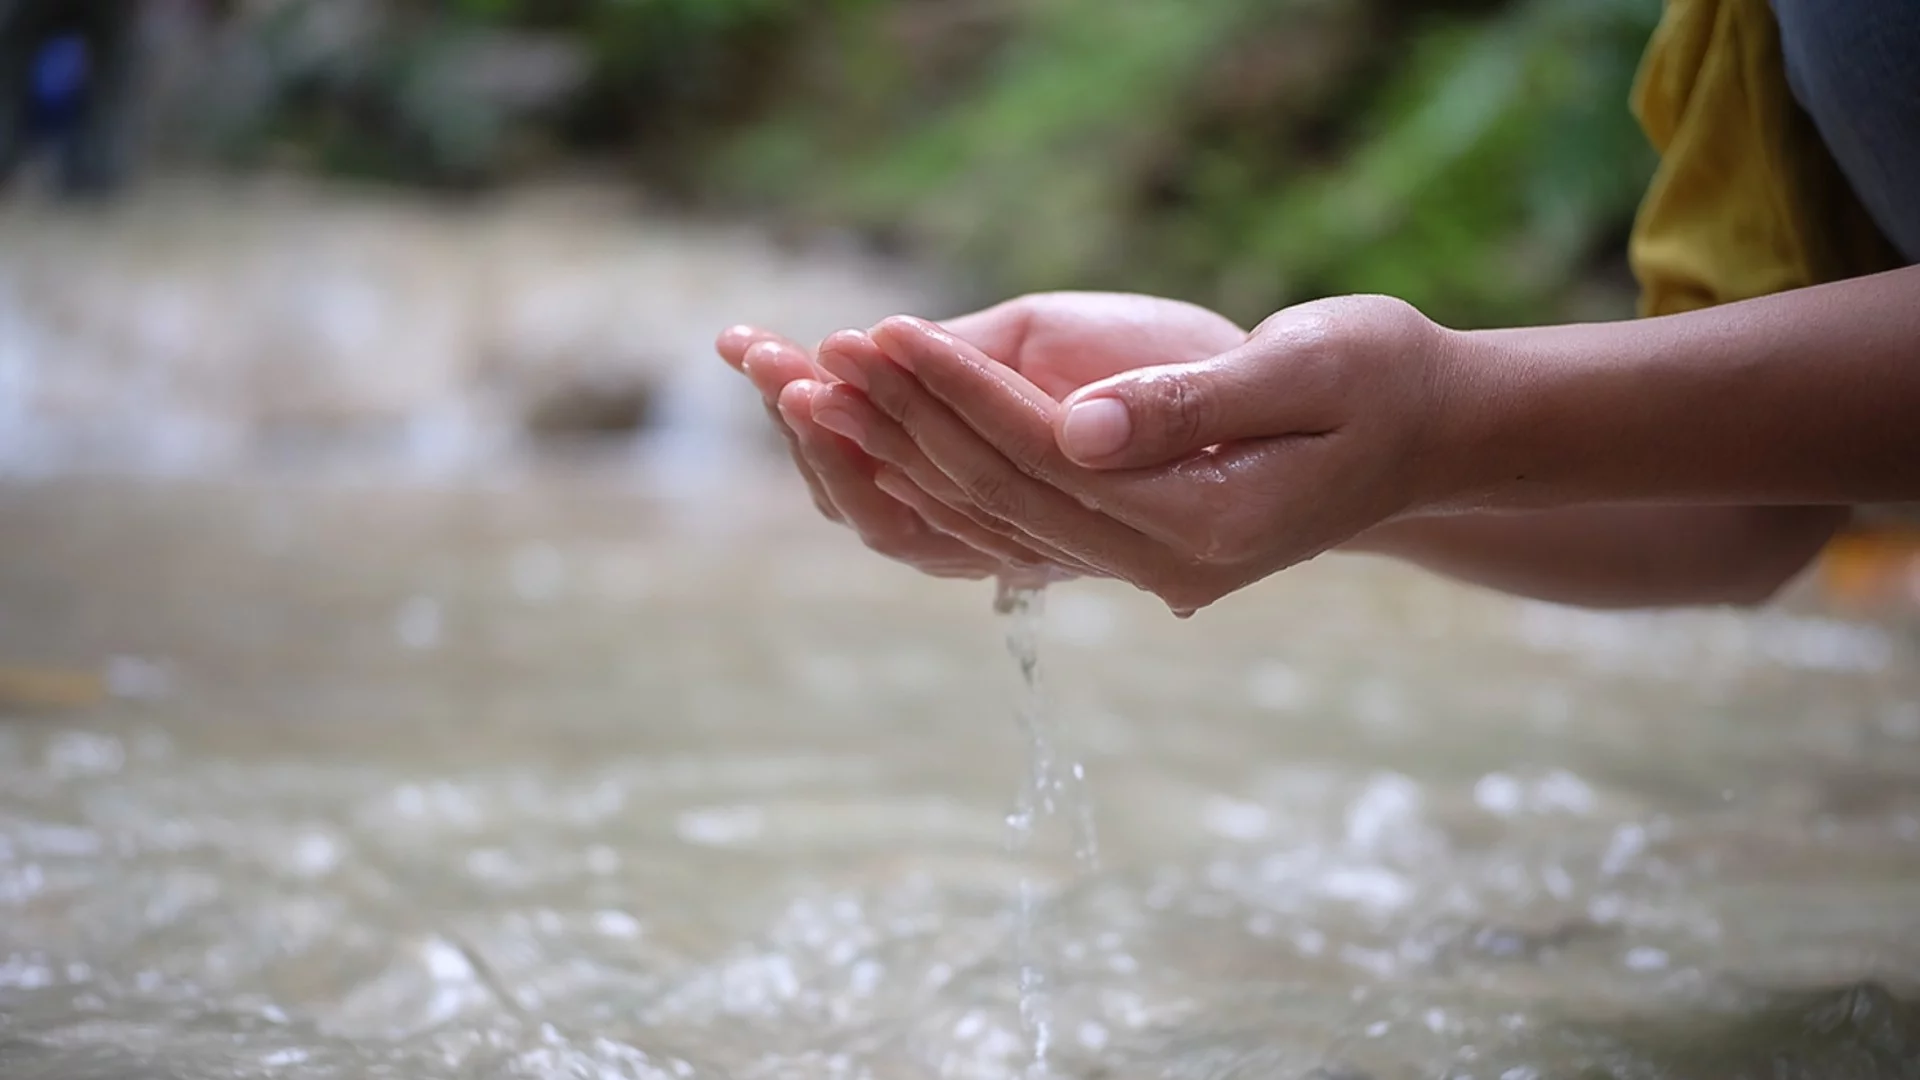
[871,465,1103,581]
[868,464,1047,570]
[718,321,1251,608]
[818,337,1090,572]
[737,338,841,520]
[810,382,1103,577]
[741,338,819,397]
[815,328,890,383]
[867,316,1233,557]
[1053,320,1344,469]
[730,328,1041,578]
[776,380,997,576]
[723,322,1103,583]
[717,324,796,372]
[775,384,1006,576]
[868,316,1066,472]
[836,324,1167,583]
[937,298,1038,371]
[771,396,842,523]
[725,324,1048,582]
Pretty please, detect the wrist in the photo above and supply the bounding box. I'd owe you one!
[1412,321,1514,515]
[1433,320,1626,513]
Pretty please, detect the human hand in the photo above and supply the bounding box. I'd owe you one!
[815,294,1460,614]
[714,325,1021,583]
[716,292,1247,588]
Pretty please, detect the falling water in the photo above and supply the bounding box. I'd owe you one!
[997,580,1098,1077]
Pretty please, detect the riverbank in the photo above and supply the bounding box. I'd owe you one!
[0,174,949,480]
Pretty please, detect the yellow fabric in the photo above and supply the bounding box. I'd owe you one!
[1627,0,1901,318]
[1628,0,1918,556]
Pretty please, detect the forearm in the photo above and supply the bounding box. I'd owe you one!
[1347,505,1847,608]
[1443,267,1920,510]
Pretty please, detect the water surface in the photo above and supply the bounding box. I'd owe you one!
[3,469,1917,1079]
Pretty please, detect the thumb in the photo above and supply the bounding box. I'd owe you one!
[1053,338,1328,468]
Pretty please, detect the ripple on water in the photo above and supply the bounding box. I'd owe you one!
[4,477,1920,1077]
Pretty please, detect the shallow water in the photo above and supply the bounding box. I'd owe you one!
[0,176,946,479]
[3,468,1918,1080]
[4,177,1920,1079]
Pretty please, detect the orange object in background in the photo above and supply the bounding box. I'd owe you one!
[0,665,107,712]
[1818,525,1920,613]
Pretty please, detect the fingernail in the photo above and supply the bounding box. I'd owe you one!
[1061,397,1132,460]
[742,343,785,391]
[869,318,919,371]
[813,407,865,444]
[817,350,869,391]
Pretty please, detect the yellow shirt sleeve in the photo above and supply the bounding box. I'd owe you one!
[1627,0,1901,318]
[1630,0,1919,570]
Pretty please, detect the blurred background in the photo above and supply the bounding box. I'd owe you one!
[12,0,1661,314]
[0,0,1669,475]
[6,3,1920,1078]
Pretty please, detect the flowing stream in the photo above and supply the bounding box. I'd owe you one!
[3,184,1919,1078]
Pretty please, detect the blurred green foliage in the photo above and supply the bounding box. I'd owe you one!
[227,0,1663,326]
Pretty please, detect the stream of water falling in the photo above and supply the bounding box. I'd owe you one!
[997,581,1099,1078]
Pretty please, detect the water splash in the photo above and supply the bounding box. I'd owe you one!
[997,580,1099,1078]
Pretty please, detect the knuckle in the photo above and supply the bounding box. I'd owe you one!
[953,500,1023,539]
[961,469,1023,517]
[948,500,1000,530]
[1150,375,1210,449]
[865,424,917,468]
[867,372,914,424]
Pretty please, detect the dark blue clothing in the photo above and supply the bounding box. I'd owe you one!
[1772,0,1920,264]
